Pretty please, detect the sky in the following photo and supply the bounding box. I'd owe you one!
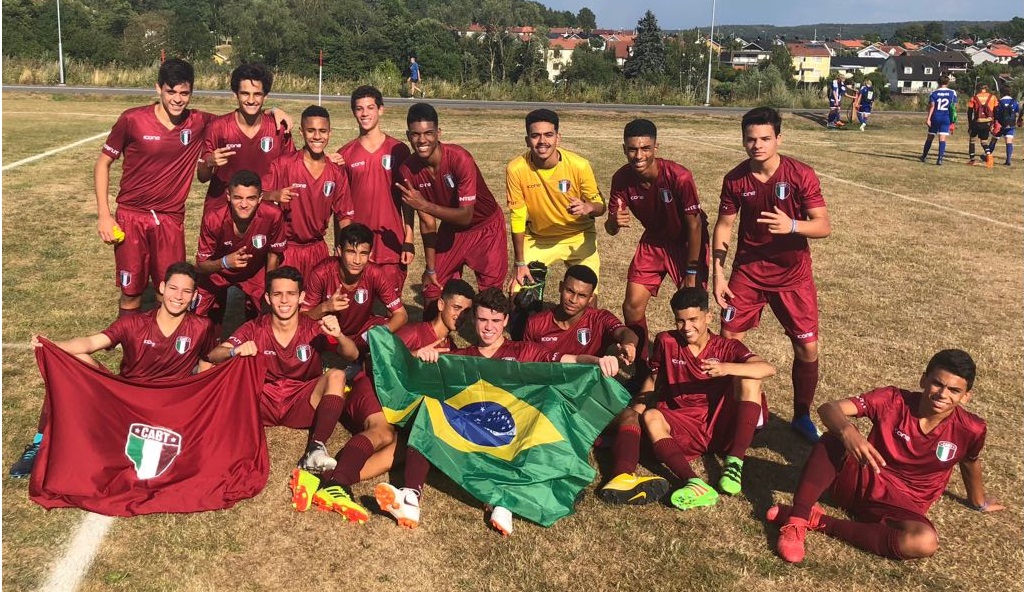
[541,0,1021,31]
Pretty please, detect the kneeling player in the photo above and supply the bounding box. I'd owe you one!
[769,349,1003,563]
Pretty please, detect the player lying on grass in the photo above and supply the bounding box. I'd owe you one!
[768,349,1004,563]
[10,262,216,478]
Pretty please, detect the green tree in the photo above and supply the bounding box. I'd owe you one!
[764,43,795,87]
[622,10,666,83]
[560,45,618,85]
[577,7,596,32]
[992,17,1024,44]
[664,30,709,96]
[923,22,945,43]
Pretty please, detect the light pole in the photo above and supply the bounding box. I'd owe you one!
[704,0,717,106]
[56,0,66,85]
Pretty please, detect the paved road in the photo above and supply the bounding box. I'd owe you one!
[2,84,924,116]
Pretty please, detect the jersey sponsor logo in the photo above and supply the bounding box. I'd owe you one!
[119,270,132,288]
[527,183,542,189]
[541,336,558,342]
[557,179,571,193]
[174,336,192,354]
[576,327,592,346]
[143,339,157,347]
[796,331,815,339]
[669,358,686,366]
[742,190,756,197]
[323,181,336,197]
[349,161,366,168]
[180,129,192,146]
[386,297,402,309]
[660,188,673,203]
[936,441,957,462]
[259,137,274,153]
[125,423,182,480]
[141,136,161,141]
[443,173,456,189]
[103,144,122,156]
[292,183,308,189]
[381,155,392,170]
[262,350,277,356]
[353,288,370,305]
[271,240,286,249]
[894,428,911,443]
[252,234,267,249]
[628,194,643,201]
[458,195,476,202]
[722,305,736,322]
[774,182,790,201]
[416,182,432,189]
[225,143,242,150]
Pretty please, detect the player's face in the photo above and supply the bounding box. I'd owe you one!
[235,79,266,117]
[159,274,196,316]
[623,136,657,175]
[673,306,711,345]
[156,83,192,119]
[558,278,594,317]
[265,278,304,321]
[526,122,560,163]
[474,306,508,347]
[301,116,332,155]
[919,369,972,417]
[352,97,382,133]
[228,184,261,220]
[742,124,781,163]
[407,121,441,160]
[339,242,372,277]
[439,294,473,332]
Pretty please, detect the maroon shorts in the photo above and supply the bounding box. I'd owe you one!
[193,272,266,318]
[283,241,330,287]
[340,375,384,434]
[427,212,509,300]
[657,388,769,460]
[347,316,389,356]
[261,378,318,428]
[113,207,186,297]
[627,240,708,297]
[721,277,819,344]
[830,452,934,528]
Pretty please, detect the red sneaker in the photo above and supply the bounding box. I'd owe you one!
[777,517,810,563]
[766,503,826,530]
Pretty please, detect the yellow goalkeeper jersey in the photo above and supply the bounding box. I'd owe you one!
[505,148,604,238]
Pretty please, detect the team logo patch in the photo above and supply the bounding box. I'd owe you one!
[174,336,192,355]
[660,188,673,203]
[381,155,392,170]
[259,136,274,153]
[353,288,369,305]
[119,270,132,288]
[722,305,736,323]
[189,293,201,312]
[125,423,181,480]
[252,234,267,249]
[443,173,456,189]
[557,179,571,193]
[936,441,957,462]
[576,328,592,346]
[296,344,312,362]
[323,181,336,197]
[774,182,790,201]
[180,129,192,146]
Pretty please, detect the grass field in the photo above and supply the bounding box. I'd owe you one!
[2,93,1022,592]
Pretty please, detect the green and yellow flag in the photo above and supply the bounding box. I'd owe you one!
[368,327,630,527]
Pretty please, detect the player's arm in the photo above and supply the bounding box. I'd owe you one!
[94,153,118,242]
[684,212,702,286]
[401,203,416,265]
[610,325,639,365]
[701,354,775,380]
[559,354,619,377]
[796,205,831,239]
[711,211,737,308]
[385,306,408,333]
[197,148,237,182]
[41,332,114,357]
[208,339,258,364]
[418,210,441,290]
[396,179,473,226]
[266,251,281,272]
[818,398,887,473]
[604,189,630,236]
[959,457,1004,512]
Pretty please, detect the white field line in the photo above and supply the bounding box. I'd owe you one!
[37,513,115,592]
[2,132,107,171]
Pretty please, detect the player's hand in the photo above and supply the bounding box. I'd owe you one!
[30,335,44,348]
[226,246,251,269]
[838,424,886,474]
[97,214,118,244]
[757,206,794,234]
[510,264,535,289]
[598,355,620,378]
[326,152,346,166]
[271,108,292,133]
[277,187,298,204]
[233,341,258,357]
[396,180,431,212]
[319,315,342,339]
[567,197,595,218]
[615,342,636,366]
[701,359,728,377]
[401,243,415,265]
[324,286,350,313]
[206,147,237,168]
[414,344,448,363]
[712,276,734,310]
[613,199,631,229]
[422,270,442,291]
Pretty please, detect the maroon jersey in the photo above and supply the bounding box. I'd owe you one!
[338,136,411,264]
[649,331,754,421]
[302,259,404,338]
[851,386,987,515]
[101,310,215,381]
[394,321,455,351]
[397,143,500,231]
[227,315,330,383]
[101,105,213,218]
[202,111,295,201]
[610,158,709,246]
[261,151,354,244]
[524,307,626,358]
[450,340,555,362]
[195,202,287,290]
[719,156,826,290]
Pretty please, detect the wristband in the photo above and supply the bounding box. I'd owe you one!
[424,268,436,275]
[221,256,230,269]
[229,347,237,358]
[685,269,698,276]
[790,219,798,234]
[515,261,528,267]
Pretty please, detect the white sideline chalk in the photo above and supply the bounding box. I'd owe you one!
[3,132,107,171]
[37,512,115,592]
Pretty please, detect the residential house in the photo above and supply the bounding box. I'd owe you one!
[926,50,971,74]
[971,44,1017,65]
[882,54,941,94]
[545,37,588,81]
[728,42,771,70]
[606,39,633,67]
[858,43,906,59]
[830,56,885,78]
[787,42,832,84]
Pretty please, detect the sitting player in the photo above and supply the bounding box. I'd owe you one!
[768,349,1004,563]
[9,262,216,478]
[641,288,774,510]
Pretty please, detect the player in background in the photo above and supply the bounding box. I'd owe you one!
[407,56,425,98]
[262,106,353,282]
[967,82,999,167]
[826,72,847,129]
[988,87,1019,166]
[193,170,285,329]
[853,79,875,132]
[197,62,295,212]
[338,85,414,287]
[769,349,1004,563]
[396,103,508,321]
[920,75,957,165]
[712,107,832,444]
[9,262,215,478]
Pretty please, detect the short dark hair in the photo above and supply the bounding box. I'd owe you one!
[669,287,710,312]
[564,264,598,289]
[230,62,273,94]
[351,85,384,111]
[158,58,194,89]
[939,74,950,86]
[525,109,559,133]
[976,82,988,92]
[266,265,304,293]
[474,287,511,316]
[228,169,261,193]
[441,278,475,301]
[407,103,438,127]
[301,105,330,123]
[925,349,977,391]
[742,106,782,136]
[624,118,657,141]
[336,223,374,249]
[163,261,197,285]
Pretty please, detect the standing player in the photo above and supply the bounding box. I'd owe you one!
[769,349,1003,563]
[194,170,285,326]
[712,107,832,444]
[9,262,215,478]
[337,85,414,287]
[988,88,1019,166]
[826,73,846,129]
[396,103,508,321]
[967,82,998,167]
[919,75,957,165]
[407,56,425,98]
[505,109,605,293]
[642,288,774,509]
[262,106,353,282]
[854,79,875,132]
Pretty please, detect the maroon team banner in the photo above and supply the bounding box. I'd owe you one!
[29,339,269,516]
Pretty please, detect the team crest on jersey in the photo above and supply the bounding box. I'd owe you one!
[252,234,267,249]
[296,344,312,362]
[935,441,957,462]
[557,179,571,193]
[353,288,370,305]
[259,136,274,153]
[119,270,132,288]
[323,181,336,197]
[576,328,592,346]
[443,174,456,189]
[174,336,192,354]
[189,293,201,312]
[381,155,392,170]
[125,423,181,480]
[722,305,736,322]
[660,188,673,203]
[774,182,790,201]
[180,129,192,146]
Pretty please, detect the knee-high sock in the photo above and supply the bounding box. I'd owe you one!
[969,140,977,160]
[791,433,846,521]
[937,140,947,159]
[652,438,697,481]
[922,136,934,157]
[1007,143,1015,162]
[727,400,762,459]
[326,433,374,487]
[310,394,344,444]
[611,423,642,476]
[987,139,997,155]
[404,447,431,494]
[792,358,819,418]
[823,518,907,559]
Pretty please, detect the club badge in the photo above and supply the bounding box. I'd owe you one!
[174,336,192,354]
[354,288,369,305]
[935,441,957,462]
[660,188,673,203]
[774,182,790,201]
[723,305,736,323]
[558,179,571,193]
[382,155,392,170]
[443,173,456,189]
[180,129,192,146]
[323,181,336,197]
[576,328,592,346]
[252,234,267,249]
[259,137,274,153]
[296,344,312,362]
[119,270,132,288]
[125,424,181,480]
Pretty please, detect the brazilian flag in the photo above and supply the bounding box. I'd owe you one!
[368,327,630,526]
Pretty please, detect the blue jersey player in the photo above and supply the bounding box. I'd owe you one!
[989,91,1020,166]
[920,75,957,165]
[854,80,875,131]
[827,73,846,128]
